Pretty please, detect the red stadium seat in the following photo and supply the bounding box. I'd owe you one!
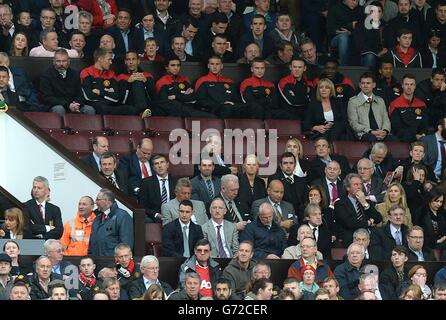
[331,141,371,167]
[107,135,134,157]
[24,111,64,133]
[331,248,347,261]
[63,114,104,135]
[224,118,264,132]
[384,141,410,161]
[143,116,184,136]
[264,119,302,138]
[103,115,145,137]
[169,163,195,178]
[151,135,173,156]
[145,223,163,255]
[50,132,91,155]
[301,138,320,160]
[184,117,224,136]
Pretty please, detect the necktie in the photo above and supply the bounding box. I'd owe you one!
[395,229,402,245]
[312,226,318,241]
[273,203,284,222]
[101,212,106,222]
[376,165,383,178]
[182,225,190,257]
[368,97,379,130]
[228,200,239,223]
[286,176,294,184]
[38,204,45,221]
[365,183,372,195]
[161,179,168,204]
[417,251,424,262]
[355,200,364,221]
[206,179,214,199]
[216,225,227,258]
[141,162,149,178]
[439,141,446,173]
[330,182,338,202]
[108,176,117,187]
[397,270,404,284]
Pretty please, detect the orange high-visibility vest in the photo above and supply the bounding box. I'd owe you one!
[60,212,95,256]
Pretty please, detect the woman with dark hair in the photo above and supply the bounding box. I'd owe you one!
[420,29,442,69]
[303,78,346,141]
[2,240,25,276]
[142,283,165,300]
[9,31,29,57]
[419,188,446,251]
[244,278,273,301]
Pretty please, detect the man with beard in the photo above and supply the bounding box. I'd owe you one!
[374,60,402,109]
[421,117,446,181]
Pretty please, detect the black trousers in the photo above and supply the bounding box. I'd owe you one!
[90,101,140,115]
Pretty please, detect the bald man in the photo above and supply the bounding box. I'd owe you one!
[118,138,154,198]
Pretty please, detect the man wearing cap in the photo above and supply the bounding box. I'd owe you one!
[0,253,13,300]
[287,237,334,286]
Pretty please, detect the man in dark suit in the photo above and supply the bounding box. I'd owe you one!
[191,158,221,212]
[369,204,409,261]
[99,152,131,196]
[219,174,251,232]
[361,142,402,181]
[405,226,437,261]
[118,138,154,198]
[268,152,308,222]
[421,117,446,181]
[162,200,204,257]
[334,173,382,248]
[25,176,63,240]
[179,18,203,62]
[127,255,173,299]
[308,137,350,183]
[139,154,177,222]
[251,179,297,232]
[379,246,409,300]
[106,9,140,58]
[81,136,109,172]
[43,239,74,277]
[0,66,22,109]
[134,10,169,56]
[304,203,333,260]
[356,158,385,203]
[312,160,345,206]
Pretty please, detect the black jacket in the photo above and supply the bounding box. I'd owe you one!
[127,277,173,299]
[139,175,177,221]
[308,154,351,183]
[237,174,267,219]
[415,78,446,126]
[25,199,63,240]
[39,66,85,110]
[162,219,204,257]
[106,25,140,57]
[374,76,402,108]
[369,223,409,260]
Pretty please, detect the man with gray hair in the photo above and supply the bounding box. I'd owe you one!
[40,48,95,116]
[169,272,202,300]
[240,202,287,259]
[334,173,382,247]
[88,188,134,256]
[161,178,208,226]
[353,228,371,260]
[356,158,385,203]
[128,255,173,299]
[282,224,324,259]
[29,30,78,57]
[334,242,365,300]
[25,176,63,239]
[219,174,251,231]
[364,142,403,181]
[44,239,75,277]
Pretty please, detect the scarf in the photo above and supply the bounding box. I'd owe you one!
[79,273,96,288]
[395,44,415,67]
[97,0,111,17]
[125,259,135,273]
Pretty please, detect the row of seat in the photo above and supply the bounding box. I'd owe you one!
[24,113,411,169]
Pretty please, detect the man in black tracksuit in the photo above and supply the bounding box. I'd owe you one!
[195,55,259,118]
[374,60,402,109]
[277,57,312,120]
[240,58,279,119]
[414,68,446,126]
[80,48,138,115]
[155,56,214,117]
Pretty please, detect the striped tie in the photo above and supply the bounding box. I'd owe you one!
[161,179,168,204]
[206,179,214,199]
[355,200,364,221]
[228,200,239,223]
[273,203,284,222]
[216,225,227,258]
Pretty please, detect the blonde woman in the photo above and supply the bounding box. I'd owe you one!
[0,208,31,239]
[303,78,346,141]
[375,182,413,228]
[284,137,310,178]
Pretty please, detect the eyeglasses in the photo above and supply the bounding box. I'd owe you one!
[414,273,427,277]
[146,267,160,271]
[96,198,106,201]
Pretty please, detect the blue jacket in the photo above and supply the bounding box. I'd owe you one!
[334,261,361,300]
[10,67,44,111]
[239,217,287,259]
[88,202,134,256]
[118,152,153,198]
